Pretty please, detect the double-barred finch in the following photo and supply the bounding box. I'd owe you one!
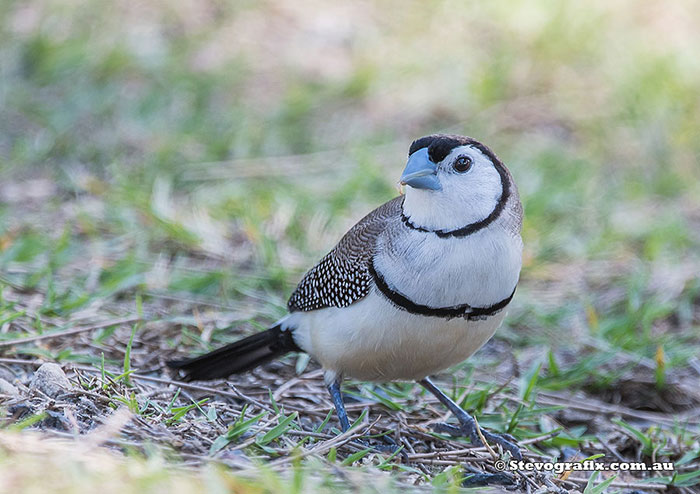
[169,134,524,459]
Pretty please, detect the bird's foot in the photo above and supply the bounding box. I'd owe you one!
[432,421,522,460]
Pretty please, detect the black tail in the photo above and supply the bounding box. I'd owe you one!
[167,325,300,381]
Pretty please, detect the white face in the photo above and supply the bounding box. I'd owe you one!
[402,145,505,231]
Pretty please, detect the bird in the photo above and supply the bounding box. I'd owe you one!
[168,134,524,459]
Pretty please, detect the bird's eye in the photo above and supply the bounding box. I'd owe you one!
[453,155,472,172]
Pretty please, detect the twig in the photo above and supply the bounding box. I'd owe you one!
[407,448,498,461]
[473,416,498,460]
[227,383,277,413]
[0,357,44,367]
[272,376,303,401]
[519,429,562,445]
[0,316,141,348]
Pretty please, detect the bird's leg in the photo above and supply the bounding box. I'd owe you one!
[327,379,351,432]
[326,379,402,455]
[419,377,522,460]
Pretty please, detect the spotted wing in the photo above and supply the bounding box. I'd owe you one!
[287,196,403,312]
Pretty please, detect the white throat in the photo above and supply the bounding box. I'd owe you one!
[401,145,505,231]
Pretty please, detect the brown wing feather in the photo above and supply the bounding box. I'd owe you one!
[287,196,403,312]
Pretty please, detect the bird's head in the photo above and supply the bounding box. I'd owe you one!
[400,134,512,232]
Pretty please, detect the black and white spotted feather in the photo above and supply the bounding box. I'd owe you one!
[287,197,403,312]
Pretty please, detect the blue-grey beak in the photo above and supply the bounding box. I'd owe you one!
[400,147,441,190]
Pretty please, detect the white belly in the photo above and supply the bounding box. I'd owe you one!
[283,290,505,382]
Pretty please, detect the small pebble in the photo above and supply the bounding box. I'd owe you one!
[29,363,71,398]
[0,377,19,396]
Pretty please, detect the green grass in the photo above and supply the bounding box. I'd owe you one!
[1,0,700,492]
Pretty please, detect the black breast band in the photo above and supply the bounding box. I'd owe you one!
[368,260,516,321]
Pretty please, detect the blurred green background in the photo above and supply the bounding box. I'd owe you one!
[1,0,700,489]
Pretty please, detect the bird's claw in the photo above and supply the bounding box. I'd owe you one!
[432,421,522,460]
